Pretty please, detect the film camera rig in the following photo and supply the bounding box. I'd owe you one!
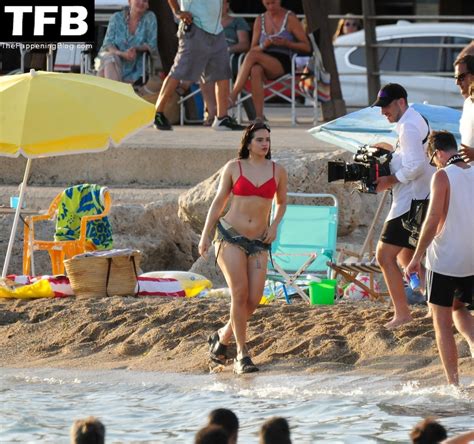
[327,145,392,193]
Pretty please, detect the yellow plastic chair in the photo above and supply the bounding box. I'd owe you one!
[23,185,112,276]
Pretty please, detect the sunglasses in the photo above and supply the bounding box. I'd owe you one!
[429,150,437,166]
[344,21,358,27]
[454,72,468,82]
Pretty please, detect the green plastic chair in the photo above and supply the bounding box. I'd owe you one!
[268,192,338,303]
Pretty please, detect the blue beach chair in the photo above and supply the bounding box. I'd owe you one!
[268,192,338,303]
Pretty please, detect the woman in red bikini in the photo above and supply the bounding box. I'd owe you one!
[199,122,288,374]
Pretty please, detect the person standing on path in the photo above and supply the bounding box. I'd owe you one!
[154,0,243,131]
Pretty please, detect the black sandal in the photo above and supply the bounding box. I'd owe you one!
[233,356,259,374]
[208,331,228,365]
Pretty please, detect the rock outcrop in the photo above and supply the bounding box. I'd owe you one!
[103,198,199,272]
[179,149,385,237]
[189,248,226,288]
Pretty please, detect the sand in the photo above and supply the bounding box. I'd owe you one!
[1,294,473,387]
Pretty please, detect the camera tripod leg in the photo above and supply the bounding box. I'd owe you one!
[360,190,389,258]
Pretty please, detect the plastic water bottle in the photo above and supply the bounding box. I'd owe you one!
[409,273,420,291]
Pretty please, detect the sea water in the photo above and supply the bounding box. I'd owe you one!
[0,368,472,443]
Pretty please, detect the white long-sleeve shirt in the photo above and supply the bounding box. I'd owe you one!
[387,106,435,221]
[460,97,474,148]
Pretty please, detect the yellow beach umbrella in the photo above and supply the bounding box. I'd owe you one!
[1,69,155,276]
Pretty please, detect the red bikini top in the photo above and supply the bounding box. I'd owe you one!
[232,160,277,200]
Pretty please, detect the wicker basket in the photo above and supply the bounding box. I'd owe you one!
[64,250,141,298]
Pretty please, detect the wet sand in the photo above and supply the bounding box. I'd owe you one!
[1,294,472,387]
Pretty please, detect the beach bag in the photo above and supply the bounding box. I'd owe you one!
[402,196,430,248]
[64,249,141,298]
[298,43,331,103]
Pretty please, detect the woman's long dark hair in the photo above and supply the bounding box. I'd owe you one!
[238,122,271,159]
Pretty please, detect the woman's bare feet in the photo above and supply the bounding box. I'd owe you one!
[384,316,413,329]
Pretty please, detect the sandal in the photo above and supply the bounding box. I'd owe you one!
[233,356,259,374]
[208,331,228,365]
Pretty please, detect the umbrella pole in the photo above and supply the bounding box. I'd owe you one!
[2,159,32,278]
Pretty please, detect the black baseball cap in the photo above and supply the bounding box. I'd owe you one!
[372,83,408,107]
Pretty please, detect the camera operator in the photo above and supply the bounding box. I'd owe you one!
[372,83,435,329]
[406,131,474,385]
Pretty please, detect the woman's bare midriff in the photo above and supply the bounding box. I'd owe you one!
[223,196,273,239]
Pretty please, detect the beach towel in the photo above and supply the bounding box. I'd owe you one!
[136,276,186,297]
[1,275,73,299]
[55,184,113,250]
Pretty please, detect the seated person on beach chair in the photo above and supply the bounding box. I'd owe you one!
[96,0,158,85]
[23,184,112,276]
[268,192,338,303]
[229,2,311,123]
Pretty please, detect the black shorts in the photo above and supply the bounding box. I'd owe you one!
[426,269,473,308]
[264,51,292,74]
[380,211,414,250]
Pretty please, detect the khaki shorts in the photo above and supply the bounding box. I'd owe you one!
[169,25,231,83]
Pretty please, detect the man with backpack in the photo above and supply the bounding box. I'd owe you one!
[372,83,435,329]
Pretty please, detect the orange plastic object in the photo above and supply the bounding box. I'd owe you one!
[23,188,112,275]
